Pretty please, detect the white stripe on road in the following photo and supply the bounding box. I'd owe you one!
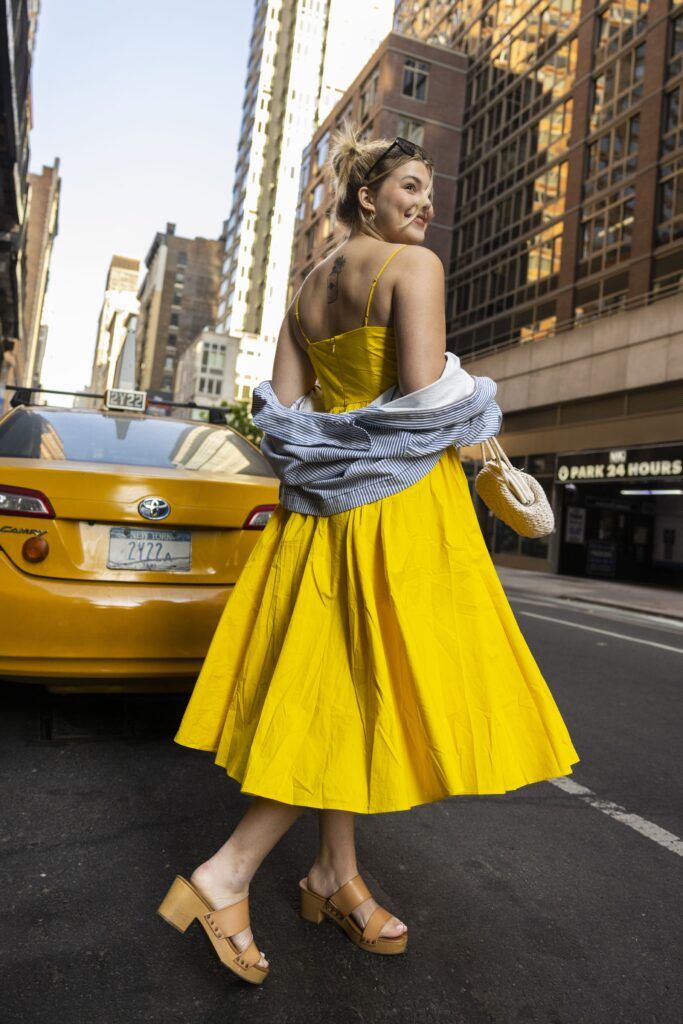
[549,777,683,857]
[518,610,683,654]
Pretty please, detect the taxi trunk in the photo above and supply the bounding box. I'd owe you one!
[0,404,279,685]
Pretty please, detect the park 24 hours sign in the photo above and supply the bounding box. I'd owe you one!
[555,445,683,483]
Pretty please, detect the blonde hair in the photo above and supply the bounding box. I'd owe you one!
[328,121,434,240]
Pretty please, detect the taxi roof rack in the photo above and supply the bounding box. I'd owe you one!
[5,385,233,425]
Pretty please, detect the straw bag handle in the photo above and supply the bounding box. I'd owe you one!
[480,437,535,506]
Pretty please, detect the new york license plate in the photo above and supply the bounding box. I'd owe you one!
[107,528,191,571]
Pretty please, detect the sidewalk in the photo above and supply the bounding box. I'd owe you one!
[496,566,683,621]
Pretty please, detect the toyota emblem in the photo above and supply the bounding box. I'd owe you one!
[138,496,171,521]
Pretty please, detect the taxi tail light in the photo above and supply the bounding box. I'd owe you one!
[22,536,50,563]
[243,504,277,530]
[0,485,55,519]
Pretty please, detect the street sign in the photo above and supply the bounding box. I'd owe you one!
[555,444,683,484]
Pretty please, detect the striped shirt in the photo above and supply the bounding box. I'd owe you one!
[250,351,502,516]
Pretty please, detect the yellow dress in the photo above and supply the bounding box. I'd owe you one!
[175,251,580,813]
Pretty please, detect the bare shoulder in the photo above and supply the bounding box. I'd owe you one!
[392,246,444,297]
[395,244,444,275]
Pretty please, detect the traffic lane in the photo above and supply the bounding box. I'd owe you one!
[1,683,679,1024]
[508,596,682,836]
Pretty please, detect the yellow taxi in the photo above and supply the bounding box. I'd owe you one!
[0,387,278,692]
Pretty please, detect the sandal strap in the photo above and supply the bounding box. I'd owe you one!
[329,874,372,918]
[233,937,263,970]
[362,905,392,943]
[207,898,250,936]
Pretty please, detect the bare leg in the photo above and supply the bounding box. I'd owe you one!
[306,810,406,939]
[191,796,304,968]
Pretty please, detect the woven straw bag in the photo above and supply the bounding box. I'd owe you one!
[475,437,555,538]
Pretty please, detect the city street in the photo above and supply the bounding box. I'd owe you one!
[1,578,681,1024]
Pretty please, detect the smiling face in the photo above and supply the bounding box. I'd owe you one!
[359,158,434,243]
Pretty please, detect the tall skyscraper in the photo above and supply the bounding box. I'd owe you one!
[218,0,395,401]
[89,256,140,396]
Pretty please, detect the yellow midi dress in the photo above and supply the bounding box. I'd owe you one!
[175,252,580,813]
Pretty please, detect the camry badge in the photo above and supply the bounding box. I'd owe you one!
[138,497,171,521]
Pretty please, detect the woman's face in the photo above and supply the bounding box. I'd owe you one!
[367,158,434,243]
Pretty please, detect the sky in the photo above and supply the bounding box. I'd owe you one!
[29,0,254,396]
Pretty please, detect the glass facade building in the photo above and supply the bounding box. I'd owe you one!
[394,1,683,584]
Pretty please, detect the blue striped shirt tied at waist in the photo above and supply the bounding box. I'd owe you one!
[250,351,503,516]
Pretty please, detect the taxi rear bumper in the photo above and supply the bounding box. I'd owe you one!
[0,549,231,679]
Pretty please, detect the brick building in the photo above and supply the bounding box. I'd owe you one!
[136,223,223,400]
[20,159,61,387]
[289,31,467,294]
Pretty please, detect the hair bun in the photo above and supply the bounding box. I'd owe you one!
[329,121,363,178]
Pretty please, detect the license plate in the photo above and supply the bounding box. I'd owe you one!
[107,528,191,571]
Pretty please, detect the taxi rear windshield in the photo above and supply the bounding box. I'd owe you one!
[0,408,275,476]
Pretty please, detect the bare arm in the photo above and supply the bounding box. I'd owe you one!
[392,247,447,395]
[270,293,317,406]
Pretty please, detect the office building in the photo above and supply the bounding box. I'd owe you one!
[392,0,683,585]
[0,0,41,398]
[89,255,140,397]
[111,312,137,391]
[218,0,395,401]
[175,329,240,414]
[135,223,223,400]
[21,160,61,386]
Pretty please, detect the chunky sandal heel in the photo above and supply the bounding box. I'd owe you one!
[157,875,269,985]
[158,875,197,933]
[299,886,325,924]
[298,874,407,955]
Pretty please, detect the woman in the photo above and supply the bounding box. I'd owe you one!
[158,125,580,984]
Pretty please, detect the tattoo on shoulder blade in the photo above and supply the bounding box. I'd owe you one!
[326,255,346,304]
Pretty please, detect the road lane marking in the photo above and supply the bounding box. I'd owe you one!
[550,777,683,857]
[517,610,683,654]
[510,595,683,635]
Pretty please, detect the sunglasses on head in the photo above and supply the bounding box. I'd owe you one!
[362,136,429,184]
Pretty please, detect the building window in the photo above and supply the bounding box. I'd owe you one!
[396,116,424,146]
[360,67,379,121]
[314,130,330,173]
[402,58,429,102]
[579,185,635,271]
[311,181,325,212]
[585,114,640,197]
[167,333,177,346]
[172,292,182,305]
[164,356,174,371]
[336,101,353,129]
[305,224,316,257]
[170,312,179,327]
[595,1,647,65]
[322,206,335,239]
[177,252,187,266]
[590,44,645,131]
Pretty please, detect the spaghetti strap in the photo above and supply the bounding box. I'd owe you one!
[363,245,409,327]
[295,289,312,345]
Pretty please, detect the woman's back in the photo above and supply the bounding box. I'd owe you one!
[294,239,409,346]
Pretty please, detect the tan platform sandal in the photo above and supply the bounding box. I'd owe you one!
[299,873,408,955]
[157,875,269,985]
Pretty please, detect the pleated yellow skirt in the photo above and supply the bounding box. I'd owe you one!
[174,446,580,813]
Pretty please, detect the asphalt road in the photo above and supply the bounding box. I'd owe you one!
[1,586,681,1024]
